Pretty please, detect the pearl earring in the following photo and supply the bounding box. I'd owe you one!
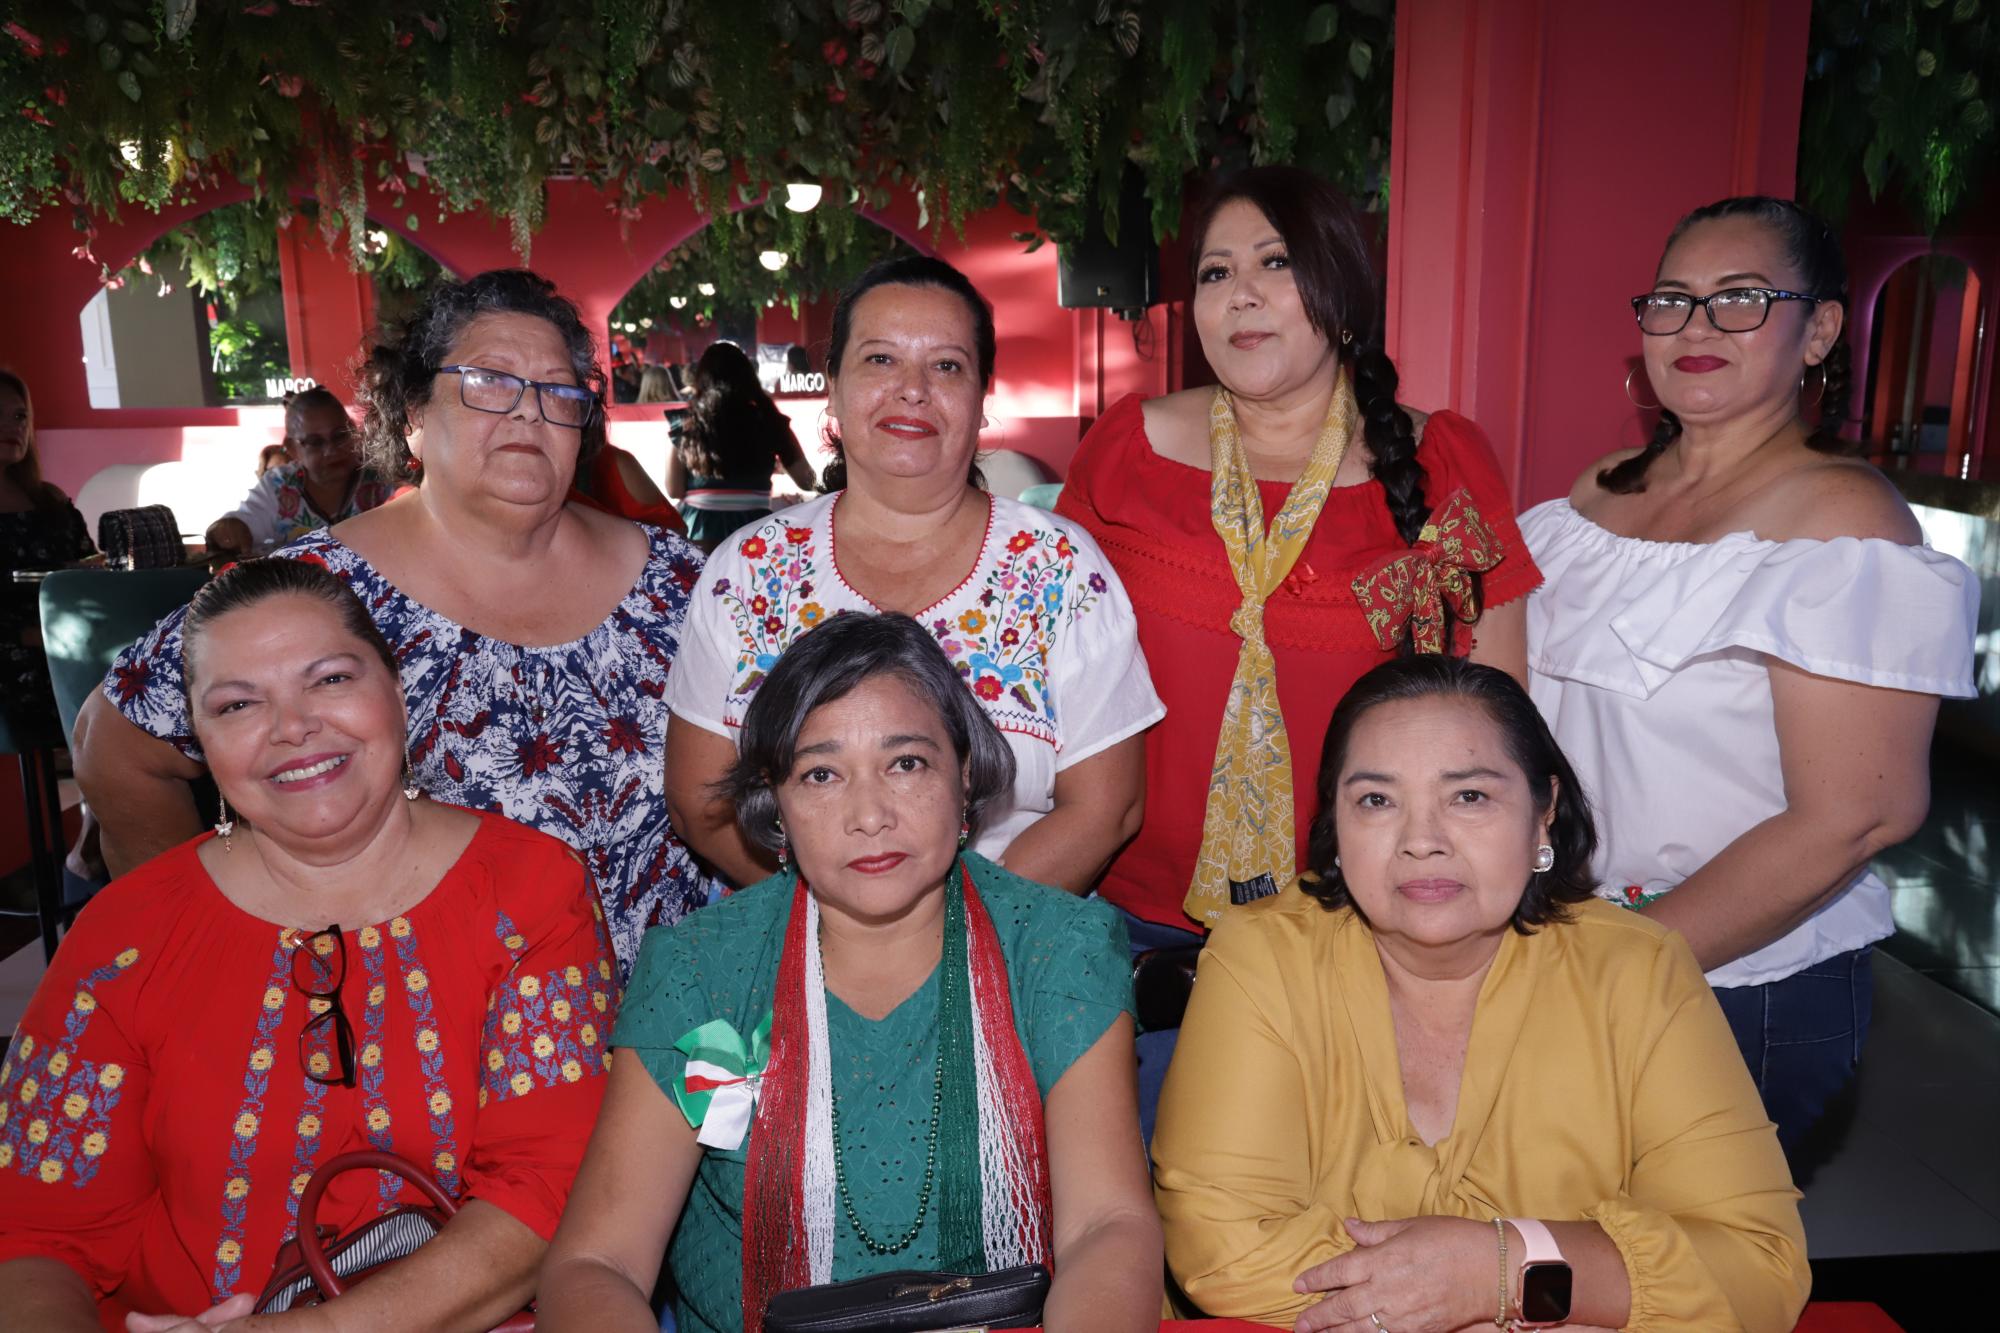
[1532,844,1555,874]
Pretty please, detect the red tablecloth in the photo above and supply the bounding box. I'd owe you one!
[1003,1305,1899,1331]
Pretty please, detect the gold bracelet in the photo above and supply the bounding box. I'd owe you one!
[1493,1218,1509,1328]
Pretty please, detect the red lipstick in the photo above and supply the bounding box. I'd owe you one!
[846,852,910,875]
[1673,356,1728,374]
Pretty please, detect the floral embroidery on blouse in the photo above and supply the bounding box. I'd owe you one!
[711,509,1108,747]
[0,950,138,1190]
[388,916,464,1194]
[354,926,401,1209]
[212,946,293,1298]
[480,959,615,1109]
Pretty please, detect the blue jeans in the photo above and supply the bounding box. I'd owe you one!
[1114,906,1204,1148]
[1712,947,1873,1156]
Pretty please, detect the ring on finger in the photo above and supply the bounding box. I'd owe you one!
[1369,1314,1389,1333]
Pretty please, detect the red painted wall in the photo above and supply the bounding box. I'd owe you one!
[0,178,1090,496]
[1386,0,1812,505]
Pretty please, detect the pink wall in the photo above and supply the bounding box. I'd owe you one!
[1386,0,1812,505]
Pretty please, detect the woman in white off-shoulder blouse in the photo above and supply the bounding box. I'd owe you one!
[1524,196,1979,1156]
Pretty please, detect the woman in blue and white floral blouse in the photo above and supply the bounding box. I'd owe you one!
[75,269,714,983]
[664,256,1164,895]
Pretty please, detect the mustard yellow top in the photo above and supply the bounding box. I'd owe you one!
[1153,890,1809,1332]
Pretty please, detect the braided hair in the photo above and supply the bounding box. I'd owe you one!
[1190,167,1440,644]
[1601,196,1852,494]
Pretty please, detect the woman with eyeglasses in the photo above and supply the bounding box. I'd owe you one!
[0,558,615,1331]
[74,270,716,984]
[203,387,393,557]
[1520,197,1979,1152]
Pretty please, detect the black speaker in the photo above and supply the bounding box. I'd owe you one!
[1057,170,1159,317]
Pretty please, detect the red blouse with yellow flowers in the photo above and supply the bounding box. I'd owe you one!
[0,810,616,1329]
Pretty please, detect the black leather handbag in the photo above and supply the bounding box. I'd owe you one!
[762,1263,1051,1333]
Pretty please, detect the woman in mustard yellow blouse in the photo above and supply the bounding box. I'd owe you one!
[1152,657,1807,1333]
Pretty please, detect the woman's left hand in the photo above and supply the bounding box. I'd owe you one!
[125,1293,258,1332]
[1291,1216,1496,1333]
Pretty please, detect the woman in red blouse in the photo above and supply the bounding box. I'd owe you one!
[0,559,615,1331]
[1057,167,1540,1138]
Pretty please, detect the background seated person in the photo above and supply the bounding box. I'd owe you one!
[205,387,391,556]
[539,612,1160,1333]
[1153,656,1808,1333]
[0,558,614,1331]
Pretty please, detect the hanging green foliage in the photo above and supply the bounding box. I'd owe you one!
[611,203,907,332]
[0,0,1396,273]
[1801,0,2000,234]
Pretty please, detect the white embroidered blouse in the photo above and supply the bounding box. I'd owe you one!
[665,491,1167,859]
[1522,499,1980,989]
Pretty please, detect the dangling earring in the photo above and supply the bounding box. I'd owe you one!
[957,805,971,851]
[1532,844,1556,874]
[1799,362,1827,408]
[1624,367,1661,410]
[774,816,789,869]
[214,794,236,851]
[402,761,421,802]
[1339,327,1354,346]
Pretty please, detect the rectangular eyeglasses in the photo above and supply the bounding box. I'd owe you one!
[292,925,357,1088]
[437,364,598,428]
[1630,287,1822,336]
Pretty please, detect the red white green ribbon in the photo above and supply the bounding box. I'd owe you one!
[673,1012,773,1150]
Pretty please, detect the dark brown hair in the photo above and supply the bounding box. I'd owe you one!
[716,611,1015,854]
[1191,166,1442,645]
[677,341,793,479]
[0,369,65,513]
[1601,196,1852,494]
[182,558,399,694]
[357,269,604,486]
[1301,656,1598,934]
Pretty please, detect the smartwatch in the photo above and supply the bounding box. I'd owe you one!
[1504,1217,1573,1328]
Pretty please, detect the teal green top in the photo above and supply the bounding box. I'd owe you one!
[612,853,1133,1333]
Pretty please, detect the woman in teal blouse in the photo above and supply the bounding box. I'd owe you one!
[538,612,1161,1333]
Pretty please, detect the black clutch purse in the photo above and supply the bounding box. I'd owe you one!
[762,1264,1051,1333]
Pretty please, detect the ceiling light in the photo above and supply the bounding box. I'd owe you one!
[669,295,688,309]
[759,250,789,272]
[697,282,716,296]
[783,182,823,213]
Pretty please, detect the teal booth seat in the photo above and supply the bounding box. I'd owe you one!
[40,566,210,745]
[9,566,211,960]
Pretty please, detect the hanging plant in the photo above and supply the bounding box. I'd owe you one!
[611,202,906,331]
[1801,0,2000,234]
[0,1,1398,269]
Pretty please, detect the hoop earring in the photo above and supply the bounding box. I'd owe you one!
[1339,327,1354,347]
[1800,363,1827,408]
[214,794,236,851]
[1624,367,1661,410]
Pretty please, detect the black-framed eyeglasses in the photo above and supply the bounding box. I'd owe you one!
[436,364,598,429]
[292,925,356,1088]
[1631,287,1822,336]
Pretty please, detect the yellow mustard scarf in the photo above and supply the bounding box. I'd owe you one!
[1186,375,1357,924]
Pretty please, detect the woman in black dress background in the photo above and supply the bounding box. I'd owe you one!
[0,370,95,745]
